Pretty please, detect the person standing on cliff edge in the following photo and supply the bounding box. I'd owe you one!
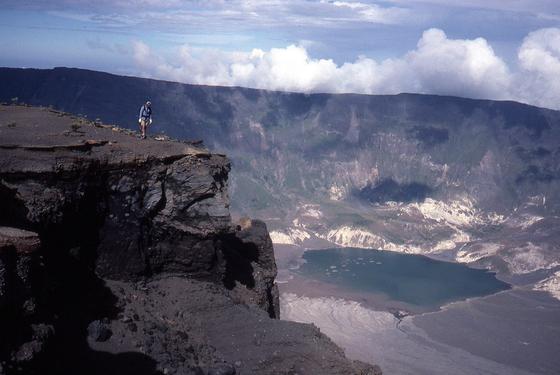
[138,100,152,139]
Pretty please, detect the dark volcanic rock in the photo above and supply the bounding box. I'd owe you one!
[206,364,236,375]
[88,320,112,342]
[0,227,51,373]
[0,106,376,374]
[0,227,42,312]
[97,277,370,375]
[0,106,231,281]
[225,218,280,318]
[0,227,41,254]
[14,324,54,363]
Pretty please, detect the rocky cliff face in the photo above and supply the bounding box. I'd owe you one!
[0,105,379,374]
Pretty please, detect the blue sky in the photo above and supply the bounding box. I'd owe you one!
[1,1,560,109]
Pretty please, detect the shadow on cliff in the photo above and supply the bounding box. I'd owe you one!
[40,252,162,375]
[0,184,162,375]
[355,178,433,204]
[220,233,258,290]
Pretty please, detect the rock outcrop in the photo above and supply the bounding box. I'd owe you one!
[0,227,52,372]
[0,105,380,375]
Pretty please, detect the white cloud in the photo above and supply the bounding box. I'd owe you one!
[404,28,511,99]
[516,28,560,109]
[132,28,560,110]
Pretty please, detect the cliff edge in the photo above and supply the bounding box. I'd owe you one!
[0,105,380,375]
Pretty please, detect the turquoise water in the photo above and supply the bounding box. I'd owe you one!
[297,248,510,307]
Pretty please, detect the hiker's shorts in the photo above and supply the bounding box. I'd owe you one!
[140,118,150,127]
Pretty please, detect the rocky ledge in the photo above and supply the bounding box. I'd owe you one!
[0,105,380,375]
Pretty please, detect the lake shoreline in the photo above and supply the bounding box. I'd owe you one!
[275,242,511,284]
[279,273,431,316]
[279,247,512,317]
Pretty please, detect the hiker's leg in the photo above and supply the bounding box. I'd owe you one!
[140,119,146,137]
